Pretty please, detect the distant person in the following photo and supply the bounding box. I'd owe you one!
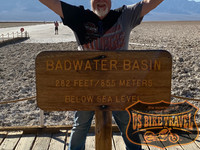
[39,0,164,149]
[54,21,59,35]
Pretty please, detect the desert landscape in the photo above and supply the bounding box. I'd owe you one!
[0,21,200,127]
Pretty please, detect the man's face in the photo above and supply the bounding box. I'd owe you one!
[91,0,111,19]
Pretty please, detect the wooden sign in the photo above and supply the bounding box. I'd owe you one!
[36,50,172,111]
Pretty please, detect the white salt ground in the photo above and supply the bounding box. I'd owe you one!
[0,23,76,43]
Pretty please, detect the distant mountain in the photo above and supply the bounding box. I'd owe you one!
[0,0,200,21]
[144,0,200,21]
[155,0,200,14]
[113,0,200,21]
[0,0,60,21]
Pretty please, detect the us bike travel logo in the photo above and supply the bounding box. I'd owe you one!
[125,100,199,149]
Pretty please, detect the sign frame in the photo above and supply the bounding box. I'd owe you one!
[36,50,172,111]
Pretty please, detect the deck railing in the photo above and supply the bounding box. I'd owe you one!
[0,31,29,42]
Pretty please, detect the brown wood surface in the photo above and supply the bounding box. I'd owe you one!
[15,134,36,150]
[0,129,199,150]
[139,134,150,150]
[0,125,120,134]
[194,135,200,148]
[112,133,126,150]
[166,144,184,150]
[179,134,200,150]
[32,133,52,150]
[48,131,67,150]
[86,133,96,150]
[0,131,7,144]
[95,111,112,150]
[0,131,22,150]
[36,50,172,111]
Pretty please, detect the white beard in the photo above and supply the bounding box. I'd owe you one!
[94,7,109,18]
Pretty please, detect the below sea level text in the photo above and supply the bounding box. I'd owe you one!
[65,95,140,103]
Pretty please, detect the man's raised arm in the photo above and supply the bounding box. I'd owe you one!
[39,0,64,18]
[141,0,164,17]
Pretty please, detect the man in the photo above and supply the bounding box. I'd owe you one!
[39,0,164,149]
[54,21,59,34]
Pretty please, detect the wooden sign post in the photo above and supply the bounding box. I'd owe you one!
[36,50,172,150]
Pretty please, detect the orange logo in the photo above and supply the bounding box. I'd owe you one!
[144,127,180,143]
[125,100,199,149]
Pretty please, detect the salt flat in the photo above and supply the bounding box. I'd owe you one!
[0,23,76,43]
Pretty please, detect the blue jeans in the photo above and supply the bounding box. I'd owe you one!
[68,111,141,150]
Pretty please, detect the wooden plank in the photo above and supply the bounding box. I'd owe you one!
[166,144,183,150]
[95,111,112,150]
[15,134,36,150]
[139,134,150,150]
[66,130,71,149]
[0,131,7,144]
[194,134,200,148]
[112,133,126,150]
[48,131,67,150]
[85,133,127,150]
[163,133,183,150]
[70,128,116,150]
[147,145,163,150]
[142,128,199,150]
[178,133,200,150]
[36,51,172,111]
[112,133,149,150]
[180,141,200,150]
[32,133,52,150]
[144,137,165,150]
[187,130,200,149]
[141,130,183,150]
[77,133,128,150]
[66,131,108,150]
[85,133,95,150]
[0,131,22,150]
[162,138,183,150]
[0,125,119,133]
[0,125,72,133]
[159,132,183,150]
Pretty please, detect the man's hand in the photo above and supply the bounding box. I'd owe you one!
[39,0,64,18]
[141,0,164,17]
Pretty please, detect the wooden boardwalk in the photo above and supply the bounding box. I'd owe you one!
[0,126,200,150]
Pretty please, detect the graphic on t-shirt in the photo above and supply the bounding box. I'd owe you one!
[83,23,125,50]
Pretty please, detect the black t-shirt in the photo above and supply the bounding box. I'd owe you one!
[61,1,123,46]
[60,1,143,50]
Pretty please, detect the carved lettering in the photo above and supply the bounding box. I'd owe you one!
[46,59,161,71]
